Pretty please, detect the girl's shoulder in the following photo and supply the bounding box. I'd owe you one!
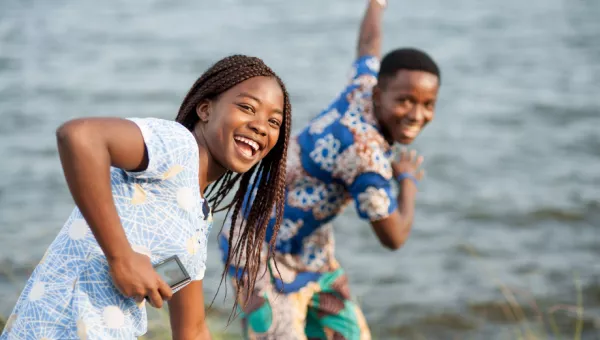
[123,117,199,180]
[129,117,194,141]
[128,117,198,153]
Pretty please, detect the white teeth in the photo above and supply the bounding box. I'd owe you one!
[401,123,421,131]
[234,136,259,153]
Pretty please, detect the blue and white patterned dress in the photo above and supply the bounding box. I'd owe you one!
[1,118,212,339]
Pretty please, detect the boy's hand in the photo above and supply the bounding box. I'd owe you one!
[391,147,424,181]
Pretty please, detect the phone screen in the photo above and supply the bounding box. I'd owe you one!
[154,257,189,288]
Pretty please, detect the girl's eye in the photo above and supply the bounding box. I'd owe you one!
[238,104,255,113]
[269,119,281,128]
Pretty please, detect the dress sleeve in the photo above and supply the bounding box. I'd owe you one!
[124,118,198,180]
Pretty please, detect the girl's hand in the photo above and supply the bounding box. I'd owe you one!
[108,251,173,308]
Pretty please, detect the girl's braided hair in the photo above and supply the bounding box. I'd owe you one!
[175,55,290,310]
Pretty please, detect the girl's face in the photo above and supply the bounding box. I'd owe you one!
[196,76,284,174]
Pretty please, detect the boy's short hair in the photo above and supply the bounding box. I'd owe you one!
[378,48,441,86]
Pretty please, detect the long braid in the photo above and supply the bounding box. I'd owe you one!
[175,55,291,313]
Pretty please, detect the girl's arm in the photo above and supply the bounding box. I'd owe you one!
[56,117,172,307]
[168,281,212,340]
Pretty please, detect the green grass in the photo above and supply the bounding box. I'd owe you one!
[450,243,598,340]
[140,305,240,340]
[0,307,240,339]
[138,281,597,340]
[1,293,597,339]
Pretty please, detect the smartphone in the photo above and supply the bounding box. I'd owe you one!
[153,255,191,291]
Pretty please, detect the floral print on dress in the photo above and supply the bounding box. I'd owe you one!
[2,118,211,340]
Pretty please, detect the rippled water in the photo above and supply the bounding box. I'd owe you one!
[1,0,599,338]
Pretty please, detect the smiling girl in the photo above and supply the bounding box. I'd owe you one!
[1,55,291,340]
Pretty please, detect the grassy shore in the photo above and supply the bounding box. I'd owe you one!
[2,292,597,340]
[0,256,597,338]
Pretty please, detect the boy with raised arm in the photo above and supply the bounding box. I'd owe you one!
[220,1,441,338]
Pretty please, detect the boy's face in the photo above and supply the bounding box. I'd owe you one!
[373,70,440,145]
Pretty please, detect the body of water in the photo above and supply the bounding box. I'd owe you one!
[1,0,599,338]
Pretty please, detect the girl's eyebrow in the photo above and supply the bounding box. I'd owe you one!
[237,92,283,115]
[236,92,261,102]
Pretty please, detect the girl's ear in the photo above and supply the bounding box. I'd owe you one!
[196,100,211,122]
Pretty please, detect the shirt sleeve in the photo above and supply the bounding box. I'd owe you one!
[346,55,380,88]
[333,141,398,222]
[351,173,397,222]
[124,118,198,180]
